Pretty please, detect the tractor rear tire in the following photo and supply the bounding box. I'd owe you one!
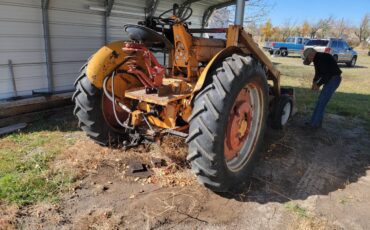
[72,66,122,146]
[186,54,268,192]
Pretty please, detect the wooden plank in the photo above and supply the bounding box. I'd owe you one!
[125,88,191,106]
[0,92,73,118]
[0,123,27,136]
[0,105,73,128]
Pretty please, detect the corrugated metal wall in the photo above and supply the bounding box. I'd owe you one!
[0,0,215,100]
[48,0,105,92]
[0,0,45,99]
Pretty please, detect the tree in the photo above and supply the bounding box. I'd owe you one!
[208,0,273,27]
[309,21,321,38]
[280,18,297,40]
[261,19,273,41]
[207,7,231,28]
[355,14,370,44]
[335,18,349,38]
[316,16,335,38]
[301,21,311,37]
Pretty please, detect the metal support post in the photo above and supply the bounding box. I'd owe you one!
[234,0,245,26]
[104,0,115,44]
[8,60,17,97]
[146,0,159,19]
[41,0,54,93]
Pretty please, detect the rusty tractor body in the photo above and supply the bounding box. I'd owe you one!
[73,1,293,192]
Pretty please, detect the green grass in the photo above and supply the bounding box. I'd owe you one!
[273,54,370,125]
[0,111,78,205]
[284,202,309,218]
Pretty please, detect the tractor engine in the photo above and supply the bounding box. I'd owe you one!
[100,22,227,141]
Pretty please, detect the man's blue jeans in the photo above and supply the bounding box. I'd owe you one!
[310,75,342,127]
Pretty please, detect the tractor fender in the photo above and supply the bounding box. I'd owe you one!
[192,46,244,101]
[86,41,131,88]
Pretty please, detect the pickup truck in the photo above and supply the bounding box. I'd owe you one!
[263,37,310,57]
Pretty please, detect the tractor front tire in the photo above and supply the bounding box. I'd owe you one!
[72,66,122,146]
[270,95,293,129]
[186,54,268,192]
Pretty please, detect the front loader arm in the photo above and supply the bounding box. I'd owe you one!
[192,25,281,100]
[238,28,281,97]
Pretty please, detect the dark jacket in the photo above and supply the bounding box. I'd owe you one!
[313,53,342,86]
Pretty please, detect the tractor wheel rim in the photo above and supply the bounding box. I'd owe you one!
[224,83,263,172]
[281,102,291,126]
[102,93,128,130]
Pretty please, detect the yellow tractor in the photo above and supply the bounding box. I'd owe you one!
[73,1,293,192]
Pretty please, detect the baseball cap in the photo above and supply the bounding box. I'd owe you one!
[303,48,316,65]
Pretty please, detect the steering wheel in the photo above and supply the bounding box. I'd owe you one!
[156,4,193,25]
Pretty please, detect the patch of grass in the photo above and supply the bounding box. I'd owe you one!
[274,53,370,125]
[0,110,77,205]
[284,202,309,218]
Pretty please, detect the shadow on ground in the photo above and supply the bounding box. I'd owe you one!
[339,64,368,69]
[218,112,370,203]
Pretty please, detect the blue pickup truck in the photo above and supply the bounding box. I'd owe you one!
[263,37,310,57]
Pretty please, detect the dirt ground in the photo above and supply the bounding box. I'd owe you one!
[1,112,370,230]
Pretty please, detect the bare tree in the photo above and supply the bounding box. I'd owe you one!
[316,16,335,38]
[335,18,350,38]
[309,21,321,38]
[301,21,311,37]
[207,7,231,28]
[355,14,370,44]
[208,0,273,27]
[244,0,274,24]
[280,18,297,40]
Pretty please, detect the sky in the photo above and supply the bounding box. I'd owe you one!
[259,0,370,26]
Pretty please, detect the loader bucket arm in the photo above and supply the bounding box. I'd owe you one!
[238,27,281,97]
[193,25,281,99]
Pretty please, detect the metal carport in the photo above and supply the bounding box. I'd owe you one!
[0,0,239,100]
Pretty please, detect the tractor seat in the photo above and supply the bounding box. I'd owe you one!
[124,24,173,52]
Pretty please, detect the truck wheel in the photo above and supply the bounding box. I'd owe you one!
[187,54,268,192]
[281,50,288,57]
[72,65,126,146]
[346,57,356,67]
[273,50,281,56]
[270,95,293,129]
